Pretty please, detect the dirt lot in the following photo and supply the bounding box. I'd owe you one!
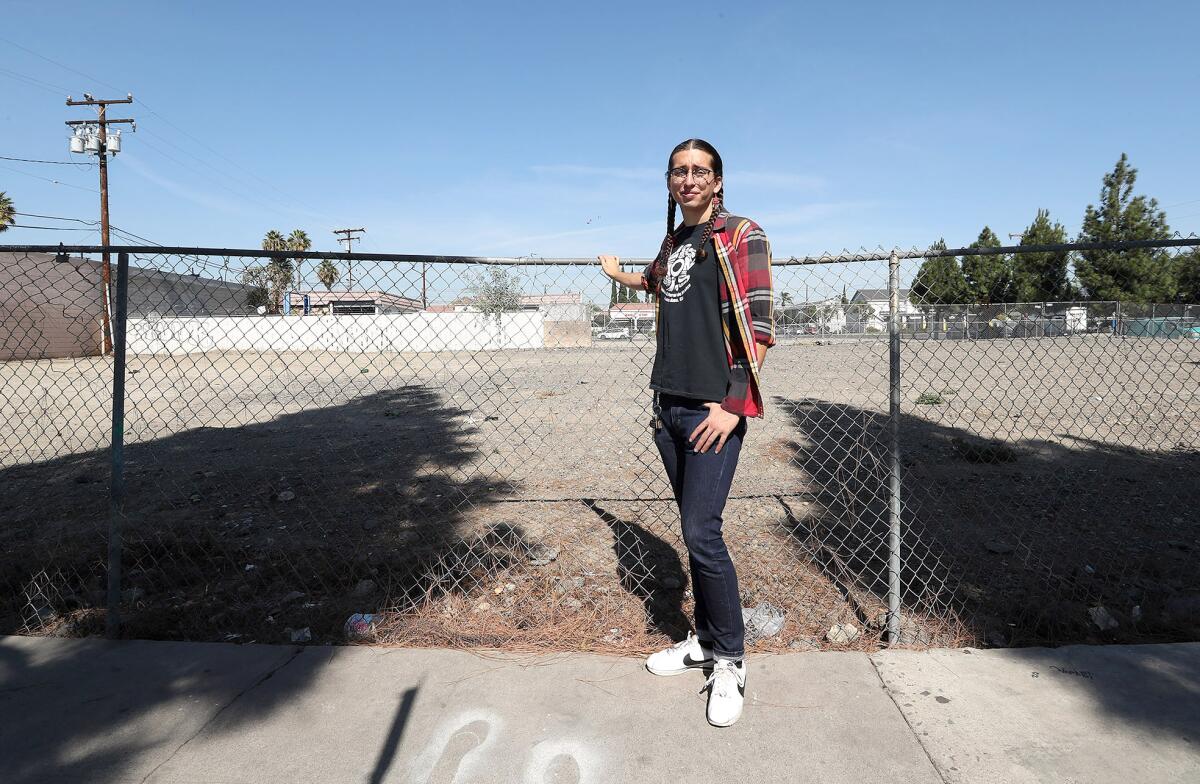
[2,335,1198,652]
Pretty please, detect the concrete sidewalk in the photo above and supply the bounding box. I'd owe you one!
[1,635,1197,784]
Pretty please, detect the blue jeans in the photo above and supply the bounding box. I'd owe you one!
[653,393,746,659]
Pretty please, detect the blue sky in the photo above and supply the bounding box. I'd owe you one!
[2,0,1199,262]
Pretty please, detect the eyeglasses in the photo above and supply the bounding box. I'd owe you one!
[665,166,715,184]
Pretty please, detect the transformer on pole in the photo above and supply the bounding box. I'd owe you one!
[66,92,136,354]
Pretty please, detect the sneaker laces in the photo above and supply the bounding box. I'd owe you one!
[700,659,740,698]
[671,632,697,651]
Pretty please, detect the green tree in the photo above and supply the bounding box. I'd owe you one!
[911,238,968,305]
[961,227,1012,303]
[1173,247,1200,304]
[240,266,271,310]
[256,229,295,313]
[466,266,524,321]
[0,192,14,232]
[1076,154,1173,302]
[316,258,340,291]
[845,300,877,332]
[287,229,311,290]
[1011,209,1074,302]
[778,291,796,327]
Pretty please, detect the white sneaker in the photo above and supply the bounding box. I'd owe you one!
[702,658,746,727]
[645,632,714,676]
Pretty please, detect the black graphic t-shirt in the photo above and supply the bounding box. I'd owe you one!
[649,222,730,402]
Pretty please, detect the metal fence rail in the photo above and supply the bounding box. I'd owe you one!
[1,238,1197,652]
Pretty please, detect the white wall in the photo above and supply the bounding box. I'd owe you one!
[126,311,545,355]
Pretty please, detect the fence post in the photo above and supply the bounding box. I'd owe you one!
[887,249,902,646]
[106,251,130,639]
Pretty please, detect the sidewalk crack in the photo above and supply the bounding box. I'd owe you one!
[138,645,305,784]
[868,654,950,784]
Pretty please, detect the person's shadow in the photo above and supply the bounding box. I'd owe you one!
[583,499,691,640]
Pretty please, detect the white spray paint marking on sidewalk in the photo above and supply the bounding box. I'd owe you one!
[405,707,603,784]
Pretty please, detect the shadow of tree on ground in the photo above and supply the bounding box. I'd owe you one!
[1,385,526,645]
[773,395,1200,648]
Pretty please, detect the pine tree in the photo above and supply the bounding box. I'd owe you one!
[1076,154,1173,302]
[1174,247,1200,304]
[911,238,968,305]
[1011,209,1073,302]
[961,227,1012,304]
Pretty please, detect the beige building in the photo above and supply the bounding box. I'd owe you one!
[1,252,104,361]
[1,251,260,361]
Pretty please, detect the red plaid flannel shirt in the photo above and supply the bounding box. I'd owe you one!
[644,211,775,417]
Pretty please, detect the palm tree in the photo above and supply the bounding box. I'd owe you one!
[0,192,15,233]
[316,259,340,291]
[260,230,292,313]
[778,291,794,328]
[262,229,287,252]
[287,229,311,290]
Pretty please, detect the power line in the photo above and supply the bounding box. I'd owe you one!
[0,36,122,93]
[0,154,95,166]
[0,66,72,96]
[10,223,95,230]
[134,97,334,220]
[14,211,99,223]
[2,37,337,224]
[0,163,100,193]
[132,131,305,220]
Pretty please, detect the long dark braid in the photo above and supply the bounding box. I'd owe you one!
[647,196,678,292]
[647,192,725,292]
[696,193,723,263]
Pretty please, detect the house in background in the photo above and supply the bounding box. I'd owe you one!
[425,291,591,347]
[288,290,423,315]
[608,301,655,334]
[849,288,918,332]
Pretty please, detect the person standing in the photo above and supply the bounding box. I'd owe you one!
[599,138,775,726]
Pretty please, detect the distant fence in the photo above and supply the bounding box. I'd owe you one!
[1,238,1198,654]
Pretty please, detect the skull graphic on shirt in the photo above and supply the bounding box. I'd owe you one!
[661,243,696,303]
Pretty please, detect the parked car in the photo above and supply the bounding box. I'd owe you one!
[597,327,630,340]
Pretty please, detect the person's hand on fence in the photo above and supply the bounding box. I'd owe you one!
[598,255,621,280]
[690,403,742,454]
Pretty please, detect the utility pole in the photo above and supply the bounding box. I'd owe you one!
[66,92,135,354]
[332,227,365,292]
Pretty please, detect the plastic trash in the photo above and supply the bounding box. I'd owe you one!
[344,613,378,640]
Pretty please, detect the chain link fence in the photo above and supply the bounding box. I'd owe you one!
[2,237,1197,652]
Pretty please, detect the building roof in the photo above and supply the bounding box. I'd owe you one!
[289,290,423,310]
[852,288,910,302]
[609,302,655,313]
[520,293,583,306]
